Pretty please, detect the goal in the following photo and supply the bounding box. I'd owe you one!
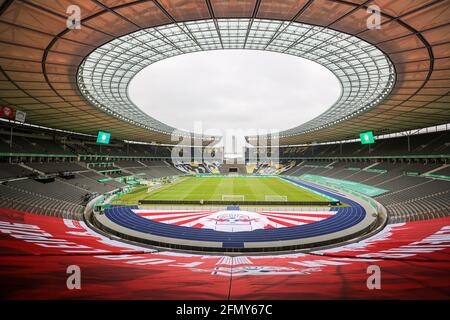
[222,195,245,201]
[264,195,288,202]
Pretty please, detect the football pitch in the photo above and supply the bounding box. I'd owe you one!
[115,176,331,204]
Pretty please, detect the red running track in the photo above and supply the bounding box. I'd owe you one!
[0,208,449,299]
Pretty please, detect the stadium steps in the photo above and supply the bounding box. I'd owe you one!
[282,161,304,175]
[116,167,134,176]
[423,164,450,176]
[346,171,383,183]
[283,162,304,176]
[372,174,403,187]
[375,179,433,199]
[19,163,43,175]
[360,172,399,185]
[137,160,148,167]
[57,177,92,193]
[0,185,84,219]
[384,189,450,223]
[362,162,380,170]
[337,169,367,180]
[6,180,86,206]
[68,173,117,193]
[358,172,386,183]
[325,161,338,168]
[322,167,348,178]
[412,131,447,153]
[0,163,32,180]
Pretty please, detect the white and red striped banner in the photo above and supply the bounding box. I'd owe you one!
[134,209,336,232]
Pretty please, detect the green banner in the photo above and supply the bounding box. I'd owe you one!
[423,173,450,180]
[301,174,389,197]
[360,131,375,144]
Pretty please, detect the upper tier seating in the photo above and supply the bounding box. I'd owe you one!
[279,130,450,158]
[0,136,73,155]
[65,141,172,157]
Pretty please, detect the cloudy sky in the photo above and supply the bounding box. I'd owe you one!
[128,50,341,152]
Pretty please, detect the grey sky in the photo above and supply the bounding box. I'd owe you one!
[128,50,341,152]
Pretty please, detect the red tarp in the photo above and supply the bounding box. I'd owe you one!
[1,208,449,299]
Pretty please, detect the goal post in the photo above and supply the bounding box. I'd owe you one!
[264,195,288,202]
[221,195,245,201]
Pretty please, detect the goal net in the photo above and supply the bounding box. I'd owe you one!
[222,195,245,201]
[265,195,288,202]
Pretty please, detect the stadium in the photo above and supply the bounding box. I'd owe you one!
[0,0,449,303]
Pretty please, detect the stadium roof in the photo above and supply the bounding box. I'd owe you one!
[78,19,395,137]
[0,0,449,145]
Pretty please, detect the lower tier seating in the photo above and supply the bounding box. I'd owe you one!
[282,161,450,223]
[0,183,84,219]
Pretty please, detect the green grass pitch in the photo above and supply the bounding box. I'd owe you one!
[114,176,330,204]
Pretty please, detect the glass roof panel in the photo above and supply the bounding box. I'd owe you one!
[77,18,395,137]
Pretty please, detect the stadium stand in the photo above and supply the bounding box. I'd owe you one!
[0,182,85,219]
[279,130,450,158]
[250,161,296,175]
[0,124,172,160]
[26,161,86,174]
[280,160,450,223]
[173,162,214,174]
[78,171,126,189]
[62,173,117,194]
[0,159,128,218]
[0,135,73,155]
[1,121,449,225]
[65,140,172,158]
[0,163,32,179]
[429,165,450,177]
[8,179,87,205]
[134,160,183,178]
[115,160,145,168]
[1,0,449,302]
